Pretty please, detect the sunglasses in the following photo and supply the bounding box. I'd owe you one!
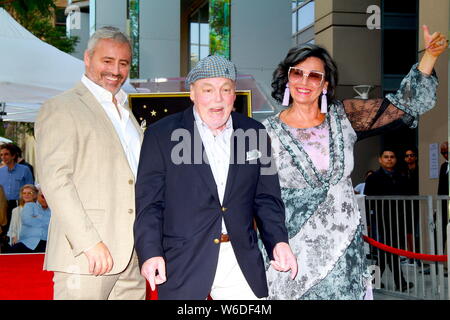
[442,151,448,155]
[288,67,325,87]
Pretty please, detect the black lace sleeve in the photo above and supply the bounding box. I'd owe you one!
[343,98,406,141]
[343,63,438,141]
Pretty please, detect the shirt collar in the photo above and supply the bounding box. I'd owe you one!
[381,167,395,176]
[192,107,233,135]
[81,74,127,106]
[6,163,18,172]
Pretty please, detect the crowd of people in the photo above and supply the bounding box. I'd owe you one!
[353,144,449,291]
[0,143,51,254]
[0,23,447,301]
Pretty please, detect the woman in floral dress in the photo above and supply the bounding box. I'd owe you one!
[262,25,447,300]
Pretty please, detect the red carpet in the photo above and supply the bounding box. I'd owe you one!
[0,253,53,300]
[0,253,157,300]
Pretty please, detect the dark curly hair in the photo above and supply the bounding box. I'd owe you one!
[271,44,338,107]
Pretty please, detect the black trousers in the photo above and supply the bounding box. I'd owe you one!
[375,200,407,289]
[0,200,18,250]
[3,200,18,236]
[7,240,47,254]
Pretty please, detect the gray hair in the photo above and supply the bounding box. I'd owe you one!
[86,26,131,56]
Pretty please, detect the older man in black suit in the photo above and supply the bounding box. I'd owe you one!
[134,55,297,300]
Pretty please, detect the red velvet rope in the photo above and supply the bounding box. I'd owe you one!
[363,235,447,262]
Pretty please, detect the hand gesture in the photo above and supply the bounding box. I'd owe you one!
[270,242,298,280]
[141,256,167,291]
[84,241,114,276]
[423,25,448,58]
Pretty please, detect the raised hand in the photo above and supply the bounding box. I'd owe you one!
[418,25,447,75]
[423,25,448,58]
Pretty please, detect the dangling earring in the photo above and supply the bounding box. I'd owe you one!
[282,83,290,106]
[320,88,328,113]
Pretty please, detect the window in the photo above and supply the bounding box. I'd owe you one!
[189,3,209,70]
[292,0,315,45]
[54,7,67,28]
[292,0,314,35]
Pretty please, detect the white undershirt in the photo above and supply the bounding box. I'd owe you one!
[193,108,232,234]
[81,75,141,179]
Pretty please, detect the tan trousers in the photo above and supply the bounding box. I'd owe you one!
[53,251,146,300]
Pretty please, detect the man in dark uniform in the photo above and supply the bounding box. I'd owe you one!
[365,148,412,292]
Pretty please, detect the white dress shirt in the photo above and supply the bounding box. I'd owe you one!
[81,75,141,179]
[193,108,233,234]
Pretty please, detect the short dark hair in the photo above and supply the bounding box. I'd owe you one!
[404,146,418,155]
[379,148,396,157]
[0,143,19,159]
[271,44,338,106]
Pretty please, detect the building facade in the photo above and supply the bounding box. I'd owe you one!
[63,0,449,195]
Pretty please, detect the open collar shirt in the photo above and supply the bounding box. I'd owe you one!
[0,163,34,200]
[81,75,141,179]
[193,108,233,234]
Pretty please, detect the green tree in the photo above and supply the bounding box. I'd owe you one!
[1,0,78,54]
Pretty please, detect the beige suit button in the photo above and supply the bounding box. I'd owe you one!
[128,179,134,185]
[128,209,134,214]
[221,207,227,212]
[213,238,220,244]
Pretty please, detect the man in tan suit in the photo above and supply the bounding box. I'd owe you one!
[35,27,146,300]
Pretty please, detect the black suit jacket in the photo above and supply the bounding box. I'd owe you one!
[134,107,288,299]
[364,167,410,241]
[365,168,409,196]
[438,162,448,195]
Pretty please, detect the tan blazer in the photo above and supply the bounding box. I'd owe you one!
[35,82,143,275]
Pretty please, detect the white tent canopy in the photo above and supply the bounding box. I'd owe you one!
[0,7,85,122]
[0,9,137,123]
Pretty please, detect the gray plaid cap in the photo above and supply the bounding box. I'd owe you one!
[185,55,237,90]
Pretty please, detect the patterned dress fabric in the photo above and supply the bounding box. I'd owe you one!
[262,64,438,300]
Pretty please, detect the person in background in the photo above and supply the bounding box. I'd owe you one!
[0,143,33,249]
[354,170,374,195]
[438,142,448,196]
[6,184,38,248]
[13,145,35,181]
[401,147,420,258]
[365,149,412,291]
[403,147,419,195]
[0,185,8,252]
[8,188,51,253]
[437,141,448,251]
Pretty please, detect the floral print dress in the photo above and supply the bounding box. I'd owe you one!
[262,63,438,300]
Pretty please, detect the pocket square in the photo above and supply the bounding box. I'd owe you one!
[246,149,262,161]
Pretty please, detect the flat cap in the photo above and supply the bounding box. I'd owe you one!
[185,55,237,90]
